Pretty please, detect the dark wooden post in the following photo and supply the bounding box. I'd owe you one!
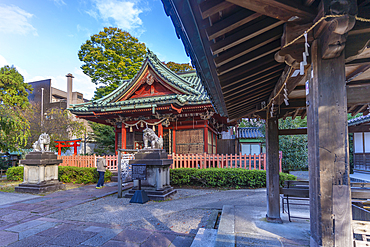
[266,115,282,223]
[307,40,352,247]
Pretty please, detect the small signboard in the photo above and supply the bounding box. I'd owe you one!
[132,164,147,180]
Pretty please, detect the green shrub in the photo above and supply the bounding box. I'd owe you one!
[170,168,296,188]
[6,166,24,181]
[58,166,112,184]
[6,166,112,184]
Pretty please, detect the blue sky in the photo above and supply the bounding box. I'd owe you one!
[0,0,189,100]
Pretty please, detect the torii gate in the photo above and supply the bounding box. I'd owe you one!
[54,139,81,156]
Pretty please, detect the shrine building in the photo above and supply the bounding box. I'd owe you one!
[69,50,231,154]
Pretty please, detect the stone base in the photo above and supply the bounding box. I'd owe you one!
[15,180,65,194]
[266,215,283,224]
[125,186,177,201]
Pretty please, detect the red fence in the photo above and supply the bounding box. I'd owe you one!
[170,152,282,172]
[58,152,282,172]
[58,154,118,171]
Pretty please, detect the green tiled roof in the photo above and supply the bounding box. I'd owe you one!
[69,50,210,114]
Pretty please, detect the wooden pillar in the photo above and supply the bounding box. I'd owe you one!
[265,115,282,223]
[115,126,118,154]
[121,124,126,149]
[204,126,208,153]
[307,40,351,247]
[172,129,176,154]
[158,123,163,138]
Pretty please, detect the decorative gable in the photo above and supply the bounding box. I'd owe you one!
[118,67,185,102]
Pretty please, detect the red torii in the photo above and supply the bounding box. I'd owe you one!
[54,139,81,156]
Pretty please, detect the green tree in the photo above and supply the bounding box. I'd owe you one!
[278,117,308,172]
[25,104,86,153]
[89,122,115,155]
[242,117,308,172]
[164,61,194,73]
[78,27,147,99]
[0,65,33,152]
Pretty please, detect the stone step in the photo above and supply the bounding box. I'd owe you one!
[214,205,235,247]
[190,228,217,247]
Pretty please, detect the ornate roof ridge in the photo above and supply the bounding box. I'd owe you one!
[348,114,370,126]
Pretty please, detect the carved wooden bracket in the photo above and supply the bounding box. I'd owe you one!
[320,15,356,59]
[318,0,357,59]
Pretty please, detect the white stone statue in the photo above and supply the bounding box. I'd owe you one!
[143,127,163,149]
[32,133,50,152]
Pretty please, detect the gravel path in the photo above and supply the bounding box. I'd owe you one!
[47,188,266,235]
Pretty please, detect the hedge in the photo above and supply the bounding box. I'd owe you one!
[6,166,112,184]
[170,168,296,188]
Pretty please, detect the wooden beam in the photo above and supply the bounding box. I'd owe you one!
[348,104,358,112]
[217,40,280,75]
[349,125,370,133]
[292,108,300,120]
[301,109,306,119]
[347,80,370,87]
[347,85,370,105]
[346,65,370,83]
[206,9,261,40]
[346,58,370,67]
[224,73,280,100]
[226,0,315,22]
[225,82,276,103]
[359,0,370,7]
[220,59,282,87]
[214,25,283,66]
[352,104,368,116]
[227,89,273,112]
[210,17,284,55]
[199,0,234,19]
[279,128,307,135]
[223,70,282,95]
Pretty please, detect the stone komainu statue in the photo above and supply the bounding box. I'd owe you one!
[143,127,163,149]
[32,133,50,152]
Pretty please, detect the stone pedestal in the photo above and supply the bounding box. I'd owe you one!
[15,152,65,193]
[125,149,176,201]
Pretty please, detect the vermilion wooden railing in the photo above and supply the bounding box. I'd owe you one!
[58,154,118,171]
[169,152,282,172]
[58,152,282,172]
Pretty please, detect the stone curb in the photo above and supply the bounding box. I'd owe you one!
[215,205,235,247]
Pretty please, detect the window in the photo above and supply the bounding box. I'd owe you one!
[354,133,364,153]
[241,143,261,155]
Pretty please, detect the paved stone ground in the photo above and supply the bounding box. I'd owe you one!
[0,183,310,246]
[0,183,214,246]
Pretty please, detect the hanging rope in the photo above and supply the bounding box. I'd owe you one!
[260,14,370,117]
[122,118,167,128]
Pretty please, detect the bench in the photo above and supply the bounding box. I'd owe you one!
[280,180,309,222]
[280,181,370,222]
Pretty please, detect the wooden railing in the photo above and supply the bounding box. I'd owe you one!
[58,152,282,172]
[58,154,118,171]
[170,152,282,172]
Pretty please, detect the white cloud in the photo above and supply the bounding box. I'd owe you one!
[72,68,96,100]
[51,0,66,6]
[0,55,9,68]
[88,0,146,35]
[0,4,37,36]
[77,24,91,38]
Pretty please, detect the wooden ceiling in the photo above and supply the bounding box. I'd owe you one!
[162,0,370,120]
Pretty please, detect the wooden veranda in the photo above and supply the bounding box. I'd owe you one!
[161,0,370,246]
